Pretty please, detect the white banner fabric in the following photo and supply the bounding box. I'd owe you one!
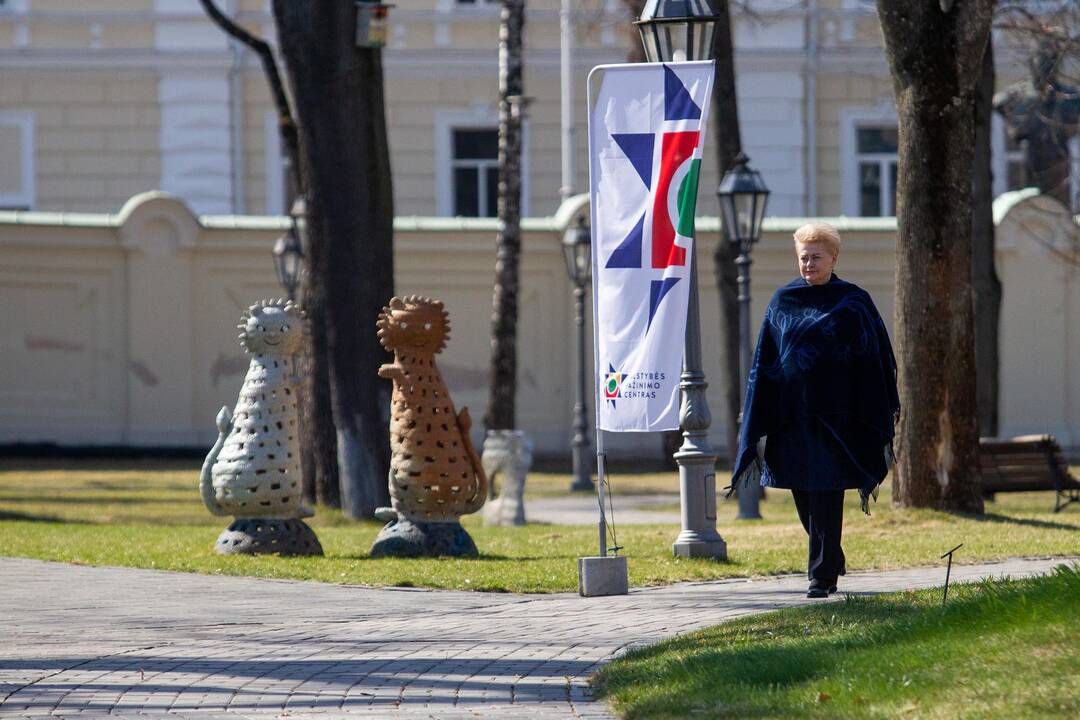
[588,60,715,432]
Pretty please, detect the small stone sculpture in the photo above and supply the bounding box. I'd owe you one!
[200,298,322,556]
[482,430,533,526]
[371,295,487,557]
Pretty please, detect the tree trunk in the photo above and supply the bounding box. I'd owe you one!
[710,0,743,467]
[877,0,990,513]
[304,297,341,507]
[486,0,526,433]
[622,1,647,63]
[972,36,1001,438]
[272,1,393,519]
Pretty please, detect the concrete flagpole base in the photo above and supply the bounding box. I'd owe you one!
[577,555,629,597]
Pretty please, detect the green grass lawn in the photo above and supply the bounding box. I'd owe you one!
[0,459,1077,593]
[593,563,1080,719]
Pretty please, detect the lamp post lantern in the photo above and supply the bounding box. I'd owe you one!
[636,0,727,559]
[273,196,306,302]
[717,152,770,520]
[562,214,593,492]
[634,0,721,64]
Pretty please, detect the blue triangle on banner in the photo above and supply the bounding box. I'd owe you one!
[648,277,681,330]
[664,65,701,121]
[605,211,645,268]
[612,132,655,189]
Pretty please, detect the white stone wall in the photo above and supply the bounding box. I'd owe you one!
[1,191,1077,456]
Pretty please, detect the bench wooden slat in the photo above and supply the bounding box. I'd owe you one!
[978,435,1079,511]
[983,458,1055,469]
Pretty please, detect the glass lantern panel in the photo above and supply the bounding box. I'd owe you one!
[720,193,739,246]
[734,192,756,246]
[667,24,689,62]
[642,25,663,63]
[690,21,715,61]
[575,240,592,283]
[751,189,768,243]
[282,251,301,281]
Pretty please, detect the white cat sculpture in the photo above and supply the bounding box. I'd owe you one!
[199,298,322,555]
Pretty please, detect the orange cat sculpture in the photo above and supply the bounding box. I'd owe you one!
[376,296,487,524]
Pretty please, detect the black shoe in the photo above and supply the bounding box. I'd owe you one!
[806,586,828,598]
[828,584,838,595]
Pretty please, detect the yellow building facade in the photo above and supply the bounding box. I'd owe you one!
[0,1,1043,219]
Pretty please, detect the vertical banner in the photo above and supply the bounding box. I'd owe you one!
[588,60,715,432]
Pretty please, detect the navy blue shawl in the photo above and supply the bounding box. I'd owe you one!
[731,275,899,508]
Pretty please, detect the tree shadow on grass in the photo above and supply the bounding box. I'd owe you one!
[0,495,170,506]
[0,509,94,524]
[957,511,1079,532]
[338,552,558,562]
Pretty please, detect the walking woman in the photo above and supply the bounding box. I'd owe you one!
[732,222,899,598]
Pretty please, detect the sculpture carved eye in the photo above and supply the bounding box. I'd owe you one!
[258,325,265,332]
[424,322,432,330]
[282,324,289,332]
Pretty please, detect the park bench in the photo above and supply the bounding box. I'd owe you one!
[979,434,1080,512]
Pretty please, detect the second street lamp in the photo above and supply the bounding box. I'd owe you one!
[717,152,770,520]
[636,0,727,559]
[562,215,593,492]
[273,196,306,302]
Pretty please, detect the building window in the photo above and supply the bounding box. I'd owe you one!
[855,125,898,217]
[0,111,35,210]
[451,128,499,217]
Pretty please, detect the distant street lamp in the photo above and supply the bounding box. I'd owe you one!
[562,215,593,492]
[636,0,727,559]
[273,196,306,302]
[717,152,770,520]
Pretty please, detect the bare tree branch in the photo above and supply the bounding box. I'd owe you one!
[199,0,303,195]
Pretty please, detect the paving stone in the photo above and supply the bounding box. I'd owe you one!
[0,556,1075,718]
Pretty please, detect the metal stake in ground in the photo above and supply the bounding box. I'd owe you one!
[941,543,963,605]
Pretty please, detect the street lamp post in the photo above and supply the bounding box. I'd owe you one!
[562,215,593,492]
[717,152,770,520]
[635,0,727,559]
[273,196,306,302]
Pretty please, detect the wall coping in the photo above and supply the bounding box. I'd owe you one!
[11,191,1070,236]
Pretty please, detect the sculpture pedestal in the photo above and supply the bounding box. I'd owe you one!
[370,518,479,558]
[214,518,323,556]
[482,429,533,526]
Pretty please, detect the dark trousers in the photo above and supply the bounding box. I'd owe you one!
[791,489,846,587]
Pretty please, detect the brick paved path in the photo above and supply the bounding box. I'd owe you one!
[0,556,1073,719]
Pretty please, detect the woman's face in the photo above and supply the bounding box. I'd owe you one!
[795,240,837,285]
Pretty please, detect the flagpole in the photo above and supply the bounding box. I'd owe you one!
[595,431,607,557]
[586,64,607,560]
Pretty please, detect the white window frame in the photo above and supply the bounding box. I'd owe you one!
[0,0,29,49]
[0,110,35,210]
[435,107,530,218]
[840,103,897,217]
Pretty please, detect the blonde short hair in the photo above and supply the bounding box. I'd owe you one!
[793,222,841,256]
